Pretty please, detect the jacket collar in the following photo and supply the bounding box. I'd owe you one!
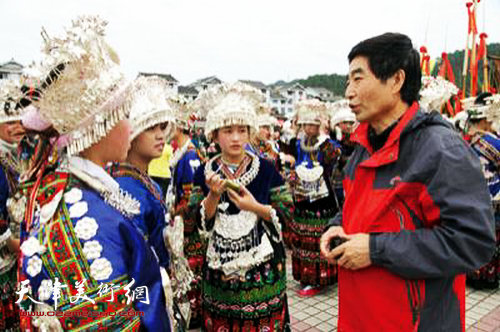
[351,101,419,167]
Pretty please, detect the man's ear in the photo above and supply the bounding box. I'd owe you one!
[390,69,406,95]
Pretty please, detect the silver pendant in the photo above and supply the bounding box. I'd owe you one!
[218,202,229,212]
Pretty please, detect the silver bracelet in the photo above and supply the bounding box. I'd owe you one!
[264,207,282,243]
[199,200,210,239]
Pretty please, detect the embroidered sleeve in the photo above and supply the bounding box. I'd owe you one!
[188,186,215,237]
[187,164,216,237]
[322,139,342,165]
[269,184,294,242]
[175,151,200,198]
[174,183,194,217]
[175,182,195,235]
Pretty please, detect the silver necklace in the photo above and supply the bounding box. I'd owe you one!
[300,134,328,153]
[205,152,260,187]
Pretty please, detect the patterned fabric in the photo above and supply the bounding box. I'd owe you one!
[171,143,205,328]
[108,162,165,206]
[468,132,500,289]
[201,257,289,332]
[107,162,170,268]
[0,260,20,332]
[291,203,338,286]
[0,147,21,332]
[290,137,341,286]
[270,185,294,249]
[247,140,295,248]
[246,139,280,171]
[190,156,291,332]
[470,132,500,200]
[20,167,171,331]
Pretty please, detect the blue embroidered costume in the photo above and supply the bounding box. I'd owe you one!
[468,131,500,289]
[169,140,204,327]
[0,142,22,331]
[108,162,170,269]
[291,134,342,286]
[20,157,171,331]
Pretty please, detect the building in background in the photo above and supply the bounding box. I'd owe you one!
[188,76,222,92]
[139,72,179,93]
[0,59,23,80]
[178,85,199,101]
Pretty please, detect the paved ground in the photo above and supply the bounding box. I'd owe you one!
[190,250,500,331]
[285,251,500,332]
[287,276,500,332]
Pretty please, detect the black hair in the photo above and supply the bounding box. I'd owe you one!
[469,92,494,124]
[474,92,492,106]
[348,32,421,105]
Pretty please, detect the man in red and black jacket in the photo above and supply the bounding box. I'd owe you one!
[320,33,496,332]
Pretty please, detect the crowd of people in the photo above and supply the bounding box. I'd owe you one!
[0,15,498,332]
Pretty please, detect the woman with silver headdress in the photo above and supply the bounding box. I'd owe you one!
[328,100,357,207]
[18,16,171,331]
[0,78,28,332]
[289,99,342,297]
[165,95,207,329]
[188,82,293,331]
[107,75,195,330]
[463,93,500,290]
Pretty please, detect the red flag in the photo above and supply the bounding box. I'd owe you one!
[438,53,456,83]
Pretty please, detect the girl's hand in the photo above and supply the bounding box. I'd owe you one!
[227,185,258,212]
[205,171,226,197]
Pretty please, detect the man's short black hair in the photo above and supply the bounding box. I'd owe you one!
[348,32,421,105]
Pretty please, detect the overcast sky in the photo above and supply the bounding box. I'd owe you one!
[1,0,499,85]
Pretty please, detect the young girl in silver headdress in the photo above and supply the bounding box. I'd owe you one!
[189,82,293,332]
[18,16,171,331]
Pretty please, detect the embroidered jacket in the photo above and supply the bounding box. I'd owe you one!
[20,156,171,331]
[108,162,170,268]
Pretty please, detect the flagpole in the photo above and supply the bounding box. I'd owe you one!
[469,0,479,97]
[462,1,473,98]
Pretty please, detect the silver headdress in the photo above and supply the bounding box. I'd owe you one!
[419,76,458,112]
[328,99,356,129]
[193,82,264,140]
[256,103,279,128]
[0,78,25,123]
[172,95,192,131]
[484,94,500,127]
[129,75,176,140]
[462,95,493,120]
[295,99,328,125]
[33,15,133,155]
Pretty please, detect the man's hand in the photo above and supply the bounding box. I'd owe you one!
[320,226,348,264]
[332,233,372,270]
